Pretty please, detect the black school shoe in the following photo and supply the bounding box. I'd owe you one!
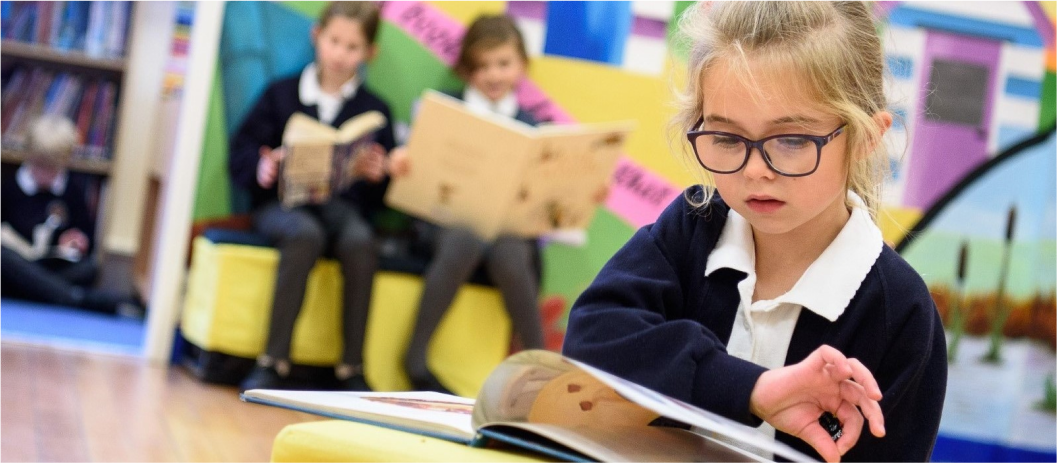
[239,365,293,393]
[409,370,454,395]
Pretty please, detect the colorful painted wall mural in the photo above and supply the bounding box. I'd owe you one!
[190,2,1056,460]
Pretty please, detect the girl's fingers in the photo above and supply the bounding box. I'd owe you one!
[833,401,864,455]
[839,380,885,437]
[847,358,882,400]
[799,423,842,463]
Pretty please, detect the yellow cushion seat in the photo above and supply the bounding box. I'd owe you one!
[181,236,512,397]
[270,420,552,462]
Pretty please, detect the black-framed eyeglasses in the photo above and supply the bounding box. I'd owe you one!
[686,119,846,177]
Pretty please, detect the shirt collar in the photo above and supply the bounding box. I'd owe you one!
[299,62,359,106]
[463,86,518,119]
[704,192,883,321]
[17,164,67,196]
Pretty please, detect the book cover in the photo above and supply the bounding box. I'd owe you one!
[242,350,815,462]
[277,111,387,209]
[385,90,633,240]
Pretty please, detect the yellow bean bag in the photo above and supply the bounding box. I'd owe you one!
[181,236,512,397]
[270,420,551,462]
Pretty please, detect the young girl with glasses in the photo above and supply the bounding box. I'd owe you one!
[563,2,946,462]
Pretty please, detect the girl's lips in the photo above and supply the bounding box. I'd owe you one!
[746,198,785,213]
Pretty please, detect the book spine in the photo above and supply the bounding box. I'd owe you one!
[1,67,41,137]
[84,1,108,57]
[104,1,129,58]
[42,73,67,115]
[10,1,35,41]
[33,2,49,44]
[1,1,10,35]
[48,1,65,48]
[74,80,99,149]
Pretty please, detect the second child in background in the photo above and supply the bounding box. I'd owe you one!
[389,15,543,394]
[228,2,396,392]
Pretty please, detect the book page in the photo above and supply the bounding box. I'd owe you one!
[384,91,536,240]
[278,111,386,209]
[479,423,763,462]
[567,357,817,462]
[471,350,766,462]
[242,390,476,442]
[500,122,633,237]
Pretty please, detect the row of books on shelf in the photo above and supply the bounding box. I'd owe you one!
[1,65,118,161]
[1,1,131,58]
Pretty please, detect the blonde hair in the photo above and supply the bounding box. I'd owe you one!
[318,1,381,44]
[27,114,79,166]
[670,1,891,220]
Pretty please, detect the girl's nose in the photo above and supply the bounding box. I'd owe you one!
[742,147,776,180]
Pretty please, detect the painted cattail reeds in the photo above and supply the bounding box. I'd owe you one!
[984,206,1017,363]
[947,241,969,363]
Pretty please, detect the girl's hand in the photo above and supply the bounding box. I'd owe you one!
[257,146,285,189]
[592,182,611,204]
[57,228,89,255]
[387,146,411,178]
[749,345,885,463]
[352,143,386,183]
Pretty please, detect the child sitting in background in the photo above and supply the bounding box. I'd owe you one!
[228,1,396,392]
[388,15,544,394]
[563,2,946,462]
[1,114,140,317]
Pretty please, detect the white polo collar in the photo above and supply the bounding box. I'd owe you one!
[463,86,518,119]
[704,192,883,322]
[17,164,67,196]
[298,62,359,106]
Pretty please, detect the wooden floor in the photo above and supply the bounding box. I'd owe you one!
[0,342,322,462]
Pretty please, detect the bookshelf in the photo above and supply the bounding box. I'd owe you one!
[2,1,177,304]
[0,147,111,175]
[0,39,126,72]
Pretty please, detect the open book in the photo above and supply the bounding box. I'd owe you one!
[384,91,633,240]
[278,111,386,208]
[242,350,815,462]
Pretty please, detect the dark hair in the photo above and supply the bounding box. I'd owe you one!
[455,14,528,78]
[319,1,382,44]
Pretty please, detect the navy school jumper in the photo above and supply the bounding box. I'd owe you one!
[563,186,947,462]
[228,76,397,218]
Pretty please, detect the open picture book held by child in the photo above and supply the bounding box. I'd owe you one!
[241,350,816,462]
[385,91,634,241]
[278,110,387,209]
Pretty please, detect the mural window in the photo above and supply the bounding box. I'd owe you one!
[925,59,989,127]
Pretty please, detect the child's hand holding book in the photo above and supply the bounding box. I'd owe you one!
[350,143,387,183]
[749,345,885,463]
[257,146,286,189]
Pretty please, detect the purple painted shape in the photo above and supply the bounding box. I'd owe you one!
[631,16,668,39]
[506,1,547,21]
[1024,1,1055,49]
[874,1,901,19]
[904,30,1000,210]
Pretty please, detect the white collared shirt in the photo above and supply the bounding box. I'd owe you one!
[462,86,518,119]
[17,164,68,196]
[298,62,359,125]
[702,191,884,450]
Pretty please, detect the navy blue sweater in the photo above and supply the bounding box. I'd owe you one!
[229,76,397,216]
[1,168,96,254]
[563,186,947,462]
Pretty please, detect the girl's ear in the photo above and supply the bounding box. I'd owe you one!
[856,110,893,159]
[873,110,893,138]
[310,24,320,44]
[366,43,378,61]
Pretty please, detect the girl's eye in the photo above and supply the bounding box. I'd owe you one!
[712,135,742,147]
[776,137,811,150]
